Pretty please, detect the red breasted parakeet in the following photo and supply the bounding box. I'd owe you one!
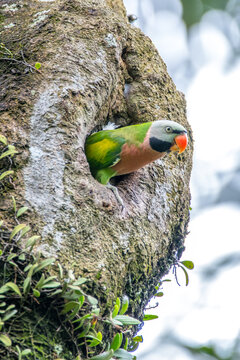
[85,119,188,207]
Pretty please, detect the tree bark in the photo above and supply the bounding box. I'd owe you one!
[0,0,193,356]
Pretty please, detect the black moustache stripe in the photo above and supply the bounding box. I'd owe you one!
[150,137,172,153]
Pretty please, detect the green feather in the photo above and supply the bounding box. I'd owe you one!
[95,168,117,185]
[85,122,152,184]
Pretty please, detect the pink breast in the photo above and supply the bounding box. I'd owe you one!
[112,138,165,176]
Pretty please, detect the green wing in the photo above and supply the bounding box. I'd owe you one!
[85,130,126,176]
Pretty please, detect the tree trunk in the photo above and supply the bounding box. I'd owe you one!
[0,0,193,358]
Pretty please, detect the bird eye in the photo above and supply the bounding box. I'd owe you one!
[165,126,172,133]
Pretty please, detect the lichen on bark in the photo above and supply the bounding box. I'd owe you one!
[0,0,193,355]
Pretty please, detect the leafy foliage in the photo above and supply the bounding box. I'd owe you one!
[173,260,195,286]
[0,203,142,359]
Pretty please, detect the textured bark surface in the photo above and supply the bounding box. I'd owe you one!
[0,0,193,319]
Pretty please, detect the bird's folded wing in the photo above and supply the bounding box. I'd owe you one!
[85,131,126,173]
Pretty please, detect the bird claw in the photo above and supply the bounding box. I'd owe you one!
[106,183,125,213]
[120,203,126,215]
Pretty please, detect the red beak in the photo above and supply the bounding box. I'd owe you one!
[170,133,188,154]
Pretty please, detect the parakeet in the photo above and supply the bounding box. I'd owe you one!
[85,119,188,208]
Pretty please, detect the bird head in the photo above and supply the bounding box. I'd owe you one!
[149,120,188,154]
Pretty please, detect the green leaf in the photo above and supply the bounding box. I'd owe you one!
[49,289,62,297]
[110,318,123,326]
[132,335,143,343]
[16,207,29,218]
[110,333,122,351]
[0,148,18,159]
[180,260,194,270]
[143,314,158,321]
[21,349,32,356]
[116,297,121,308]
[77,322,91,338]
[0,220,3,228]
[18,253,26,261]
[78,295,85,310]
[92,307,100,316]
[8,261,17,267]
[114,315,141,326]
[0,249,2,256]
[155,292,164,297]
[34,258,55,274]
[10,224,27,240]
[67,285,83,293]
[61,301,80,315]
[3,309,17,321]
[7,253,17,261]
[0,285,10,295]
[123,337,128,350]
[68,305,82,320]
[114,348,134,359]
[119,295,129,315]
[25,235,40,249]
[36,274,45,289]
[19,225,31,239]
[0,135,7,145]
[0,334,12,347]
[24,263,33,272]
[33,289,40,297]
[0,170,14,181]
[87,295,98,306]
[78,294,85,306]
[88,332,103,347]
[96,332,103,342]
[112,304,119,318]
[72,277,87,286]
[41,281,60,289]
[72,313,91,325]
[42,275,57,284]
[178,264,189,286]
[35,62,41,70]
[23,277,31,295]
[89,349,114,360]
[4,282,22,297]
[26,264,38,278]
